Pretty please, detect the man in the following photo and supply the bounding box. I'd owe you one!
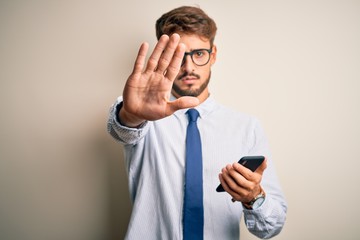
[108,6,287,240]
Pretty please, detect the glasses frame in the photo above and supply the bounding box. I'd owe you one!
[181,48,213,67]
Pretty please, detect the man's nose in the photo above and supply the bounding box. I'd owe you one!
[181,55,193,71]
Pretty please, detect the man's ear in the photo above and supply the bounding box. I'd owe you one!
[211,45,217,65]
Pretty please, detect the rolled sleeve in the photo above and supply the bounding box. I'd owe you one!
[243,195,287,239]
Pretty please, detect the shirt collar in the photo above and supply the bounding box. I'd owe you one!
[171,93,217,119]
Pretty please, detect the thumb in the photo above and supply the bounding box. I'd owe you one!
[167,96,200,113]
[255,158,268,175]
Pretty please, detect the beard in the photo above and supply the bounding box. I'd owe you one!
[172,71,211,97]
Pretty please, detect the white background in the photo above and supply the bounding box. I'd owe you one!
[1,0,359,239]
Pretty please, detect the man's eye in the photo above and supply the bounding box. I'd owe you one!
[194,51,204,57]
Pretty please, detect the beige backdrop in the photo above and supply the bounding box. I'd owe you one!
[1,0,359,239]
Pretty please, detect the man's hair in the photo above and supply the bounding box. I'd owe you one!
[155,6,217,46]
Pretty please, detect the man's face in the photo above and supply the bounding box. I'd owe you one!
[171,34,217,102]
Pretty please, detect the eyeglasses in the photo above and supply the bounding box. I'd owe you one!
[181,48,212,67]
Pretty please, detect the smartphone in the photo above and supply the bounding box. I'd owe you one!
[216,156,265,192]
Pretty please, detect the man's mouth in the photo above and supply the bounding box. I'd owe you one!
[177,73,200,84]
[181,76,198,84]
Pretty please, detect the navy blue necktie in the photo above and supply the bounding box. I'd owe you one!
[183,109,204,240]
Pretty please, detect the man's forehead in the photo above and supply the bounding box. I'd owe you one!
[178,34,211,49]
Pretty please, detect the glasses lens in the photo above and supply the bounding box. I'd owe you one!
[192,49,210,66]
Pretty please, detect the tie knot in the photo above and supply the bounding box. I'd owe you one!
[187,109,199,122]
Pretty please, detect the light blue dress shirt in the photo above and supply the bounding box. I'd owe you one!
[107,95,287,240]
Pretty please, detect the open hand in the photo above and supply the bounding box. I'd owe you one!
[120,34,200,127]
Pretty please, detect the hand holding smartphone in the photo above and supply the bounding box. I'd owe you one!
[216,156,265,192]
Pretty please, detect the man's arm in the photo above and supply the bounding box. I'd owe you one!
[218,120,287,238]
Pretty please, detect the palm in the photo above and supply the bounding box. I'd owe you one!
[124,70,175,120]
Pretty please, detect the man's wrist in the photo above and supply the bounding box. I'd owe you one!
[116,102,145,128]
[242,187,266,210]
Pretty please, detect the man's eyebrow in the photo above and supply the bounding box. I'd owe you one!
[187,48,207,52]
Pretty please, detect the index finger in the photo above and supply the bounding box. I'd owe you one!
[255,158,267,175]
[232,158,267,179]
